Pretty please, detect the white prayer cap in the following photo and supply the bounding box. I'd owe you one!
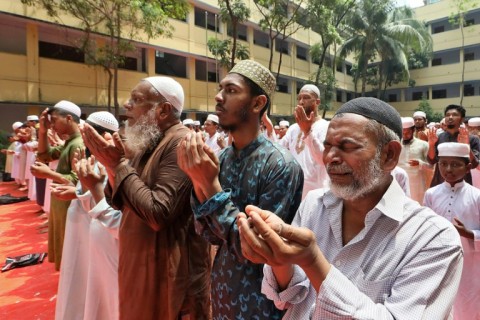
[460,123,466,128]
[438,142,470,159]
[193,120,200,126]
[413,111,426,119]
[468,117,480,127]
[206,114,219,124]
[427,122,436,128]
[52,100,81,117]
[274,125,280,130]
[87,111,119,132]
[12,121,23,130]
[143,76,184,112]
[440,118,446,124]
[279,120,290,127]
[300,84,321,98]
[27,115,39,121]
[183,119,194,126]
[401,117,415,129]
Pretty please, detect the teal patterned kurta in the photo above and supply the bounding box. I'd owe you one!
[193,134,303,320]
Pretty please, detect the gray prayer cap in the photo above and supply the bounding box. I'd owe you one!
[335,97,402,139]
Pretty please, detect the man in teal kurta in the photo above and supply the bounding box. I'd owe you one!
[32,100,84,270]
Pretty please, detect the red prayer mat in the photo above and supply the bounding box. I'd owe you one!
[0,181,58,319]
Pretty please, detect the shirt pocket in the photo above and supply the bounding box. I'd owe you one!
[352,267,393,304]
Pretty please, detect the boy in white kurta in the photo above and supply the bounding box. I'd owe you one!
[423,142,480,320]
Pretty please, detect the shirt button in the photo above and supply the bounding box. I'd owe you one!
[335,260,342,267]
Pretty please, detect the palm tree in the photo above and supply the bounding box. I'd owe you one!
[339,0,431,97]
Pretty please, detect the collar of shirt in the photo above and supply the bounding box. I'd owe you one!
[230,134,266,159]
[323,178,406,225]
[441,180,465,191]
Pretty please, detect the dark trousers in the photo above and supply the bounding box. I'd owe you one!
[35,177,46,207]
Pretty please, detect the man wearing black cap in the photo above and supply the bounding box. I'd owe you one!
[237,97,463,319]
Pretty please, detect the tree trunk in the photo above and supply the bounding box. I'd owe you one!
[460,20,465,106]
[106,68,113,114]
[114,7,121,119]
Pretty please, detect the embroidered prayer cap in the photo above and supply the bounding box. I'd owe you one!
[87,111,119,132]
[229,60,276,100]
[206,114,219,124]
[300,84,321,98]
[52,100,81,118]
[413,111,426,119]
[335,97,402,140]
[468,117,480,127]
[438,142,470,159]
[279,120,290,127]
[143,76,184,112]
[27,115,39,121]
[183,119,194,126]
[402,117,415,129]
[12,121,23,130]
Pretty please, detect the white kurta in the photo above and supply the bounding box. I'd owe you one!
[43,160,59,214]
[205,131,222,155]
[55,183,93,320]
[398,138,430,203]
[392,166,410,196]
[84,198,121,320]
[424,181,480,320]
[471,167,480,189]
[18,142,27,183]
[281,120,329,198]
[11,141,23,181]
[24,141,38,200]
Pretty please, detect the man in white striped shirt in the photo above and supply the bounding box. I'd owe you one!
[238,97,463,320]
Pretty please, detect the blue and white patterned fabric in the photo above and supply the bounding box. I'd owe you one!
[192,134,304,320]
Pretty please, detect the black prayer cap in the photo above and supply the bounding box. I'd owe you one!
[335,97,402,140]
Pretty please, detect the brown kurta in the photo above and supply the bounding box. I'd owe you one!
[107,123,211,320]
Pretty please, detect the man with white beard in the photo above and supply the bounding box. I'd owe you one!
[237,97,463,320]
[81,76,211,320]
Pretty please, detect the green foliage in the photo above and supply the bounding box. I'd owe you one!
[308,0,357,86]
[207,38,249,69]
[253,0,305,74]
[216,0,251,69]
[408,49,431,70]
[20,0,189,117]
[416,97,443,122]
[309,68,337,116]
[339,0,432,96]
[218,0,250,24]
[449,0,478,27]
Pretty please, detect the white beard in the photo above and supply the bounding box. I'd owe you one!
[124,108,160,153]
[327,149,384,201]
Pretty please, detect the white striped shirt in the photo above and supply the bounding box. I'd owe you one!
[262,179,463,319]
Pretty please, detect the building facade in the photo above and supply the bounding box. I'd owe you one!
[0,0,479,131]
